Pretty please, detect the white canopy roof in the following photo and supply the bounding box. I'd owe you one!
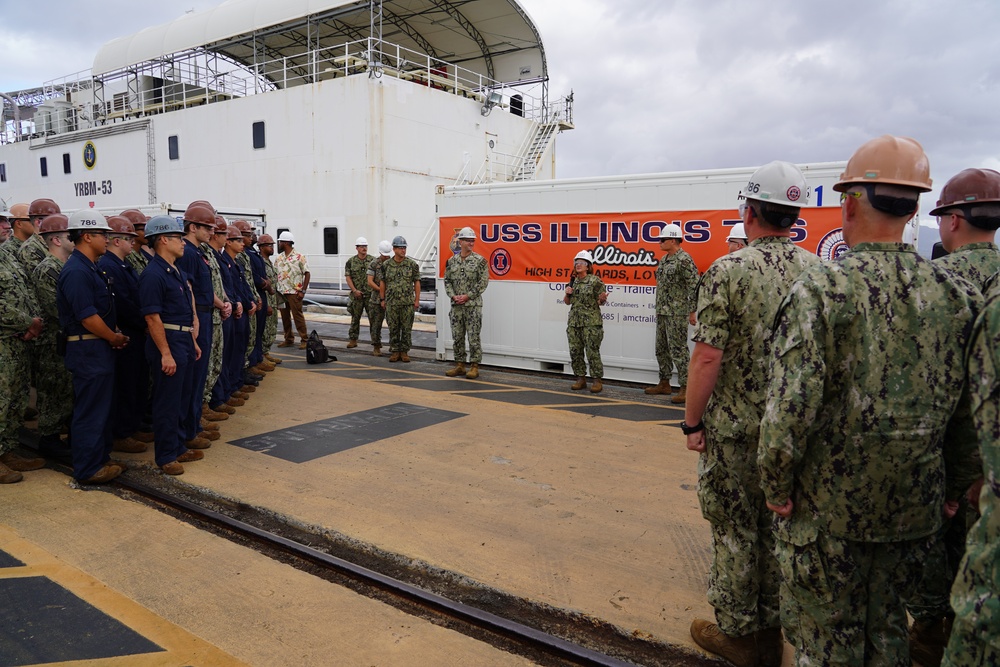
[93,0,547,85]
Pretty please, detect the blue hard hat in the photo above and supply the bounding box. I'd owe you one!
[392,235,407,248]
[145,215,185,238]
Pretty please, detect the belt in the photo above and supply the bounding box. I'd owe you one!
[162,323,194,332]
[195,304,213,313]
[66,334,100,342]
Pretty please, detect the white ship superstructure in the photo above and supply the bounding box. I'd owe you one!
[0,0,573,284]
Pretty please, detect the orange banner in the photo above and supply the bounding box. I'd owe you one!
[439,209,846,285]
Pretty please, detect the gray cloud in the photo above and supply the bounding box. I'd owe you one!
[3,0,1000,227]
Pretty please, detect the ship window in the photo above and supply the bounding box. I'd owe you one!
[40,157,48,177]
[0,163,6,182]
[63,153,71,174]
[323,227,339,255]
[168,135,179,160]
[252,121,265,149]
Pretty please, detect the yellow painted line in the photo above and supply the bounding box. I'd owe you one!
[0,525,247,667]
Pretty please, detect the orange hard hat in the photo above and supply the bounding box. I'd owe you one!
[231,219,252,235]
[39,214,69,234]
[107,215,137,236]
[214,215,228,233]
[120,209,147,226]
[188,199,215,212]
[183,204,216,227]
[28,198,61,218]
[9,203,30,220]
[834,135,932,193]
[929,168,1000,216]
[226,225,244,240]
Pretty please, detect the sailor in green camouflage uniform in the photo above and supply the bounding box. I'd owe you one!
[120,210,151,275]
[684,162,819,667]
[380,236,421,362]
[0,251,45,483]
[366,241,391,356]
[201,217,232,412]
[233,223,261,369]
[258,234,281,362]
[32,216,75,458]
[563,250,607,393]
[906,169,1000,665]
[444,227,489,379]
[758,137,982,666]
[345,237,375,348]
[646,223,698,404]
[942,280,1000,667]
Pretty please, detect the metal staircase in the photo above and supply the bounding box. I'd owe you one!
[511,121,558,181]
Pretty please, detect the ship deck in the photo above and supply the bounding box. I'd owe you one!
[1,313,794,665]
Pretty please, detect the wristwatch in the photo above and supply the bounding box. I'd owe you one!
[680,420,705,435]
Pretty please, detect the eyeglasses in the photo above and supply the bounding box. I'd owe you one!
[840,190,863,204]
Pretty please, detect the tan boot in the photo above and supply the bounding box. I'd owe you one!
[347,339,358,349]
[216,403,236,415]
[372,346,382,357]
[389,352,400,362]
[671,385,687,404]
[590,378,603,393]
[112,438,147,453]
[227,396,245,407]
[644,380,672,395]
[445,362,467,377]
[1,451,46,471]
[690,620,757,667]
[0,461,25,484]
[400,352,411,363]
[198,430,221,442]
[265,353,283,364]
[465,364,479,380]
[185,437,212,450]
[756,627,784,667]
[200,418,219,431]
[571,376,587,390]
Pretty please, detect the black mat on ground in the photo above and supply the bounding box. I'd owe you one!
[0,550,24,569]
[0,576,163,666]
[377,378,505,392]
[552,403,684,421]
[230,402,466,463]
[317,367,422,380]
[457,389,609,406]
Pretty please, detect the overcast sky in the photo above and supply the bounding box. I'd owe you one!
[4,0,1000,243]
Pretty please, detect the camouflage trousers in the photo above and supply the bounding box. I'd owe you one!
[775,532,930,666]
[697,431,779,636]
[368,298,385,347]
[263,306,278,351]
[385,303,415,352]
[348,294,371,341]
[906,502,969,623]
[203,319,224,405]
[655,313,690,385]
[0,337,30,455]
[449,305,483,364]
[245,304,258,363]
[36,338,73,436]
[942,503,1000,667]
[567,324,603,378]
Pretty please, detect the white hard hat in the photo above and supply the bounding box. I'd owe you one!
[66,209,111,232]
[278,231,295,243]
[574,250,594,263]
[378,240,391,256]
[658,223,683,240]
[355,236,368,246]
[742,161,810,207]
[726,223,748,242]
[457,226,476,240]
